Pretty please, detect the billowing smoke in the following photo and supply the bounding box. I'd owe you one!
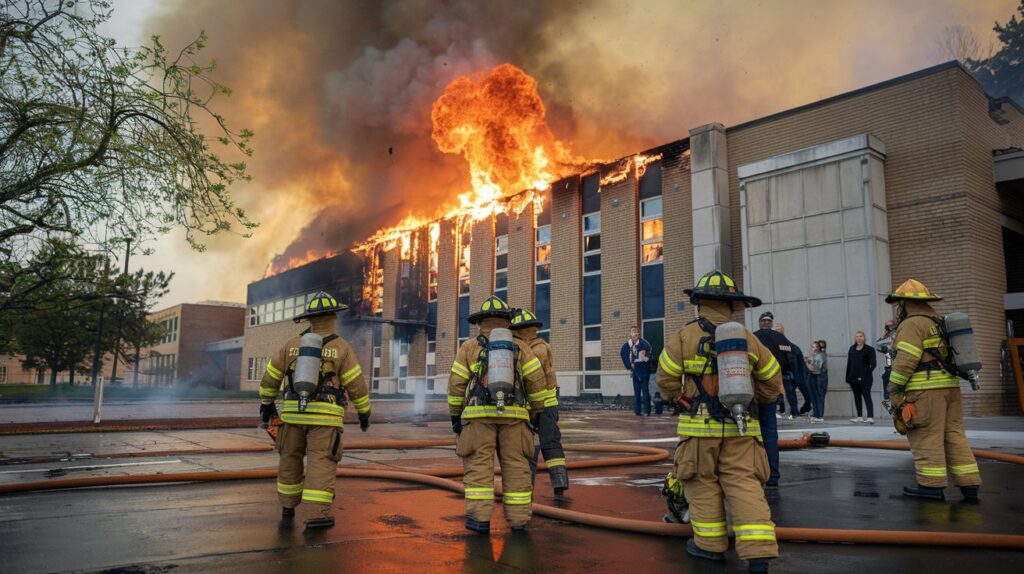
[142,0,1013,302]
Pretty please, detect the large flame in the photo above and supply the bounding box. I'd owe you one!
[352,64,587,260]
[263,248,338,278]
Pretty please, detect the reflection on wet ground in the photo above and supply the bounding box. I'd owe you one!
[0,411,1022,573]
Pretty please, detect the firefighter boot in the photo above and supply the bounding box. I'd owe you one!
[686,539,725,562]
[465,517,490,534]
[902,484,946,501]
[305,516,335,529]
[549,466,569,496]
[748,559,770,573]
[960,485,980,502]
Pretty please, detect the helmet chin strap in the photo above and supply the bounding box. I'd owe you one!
[895,301,908,323]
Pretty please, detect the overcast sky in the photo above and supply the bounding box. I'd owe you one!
[98,0,1018,310]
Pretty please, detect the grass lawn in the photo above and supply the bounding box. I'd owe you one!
[0,384,255,402]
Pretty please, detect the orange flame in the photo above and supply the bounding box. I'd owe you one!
[264,248,338,278]
[353,64,589,259]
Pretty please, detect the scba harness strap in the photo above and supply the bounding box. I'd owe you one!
[285,334,346,405]
[465,335,527,409]
[687,318,728,421]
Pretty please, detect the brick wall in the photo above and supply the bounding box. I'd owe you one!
[551,177,582,371]
[508,200,537,310]
[599,175,639,369]
[663,152,695,336]
[379,247,400,378]
[469,217,495,310]
[240,319,305,391]
[435,219,459,380]
[725,65,1018,414]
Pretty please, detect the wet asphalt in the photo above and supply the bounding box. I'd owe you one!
[0,410,1022,573]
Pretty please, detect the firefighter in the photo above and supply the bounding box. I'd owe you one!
[509,308,569,496]
[886,279,981,501]
[656,271,782,573]
[448,295,549,533]
[258,291,371,529]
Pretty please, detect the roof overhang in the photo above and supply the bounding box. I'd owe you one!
[994,149,1024,192]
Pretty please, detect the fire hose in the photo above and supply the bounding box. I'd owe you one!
[2,436,1023,549]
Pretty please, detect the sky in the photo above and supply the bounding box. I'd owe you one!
[99,0,1019,309]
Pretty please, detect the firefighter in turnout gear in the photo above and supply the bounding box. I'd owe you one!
[886,279,981,501]
[448,296,549,533]
[510,308,569,496]
[656,271,783,573]
[258,291,371,529]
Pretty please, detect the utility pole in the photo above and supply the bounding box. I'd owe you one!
[109,240,130,385]
[91,257,111,424]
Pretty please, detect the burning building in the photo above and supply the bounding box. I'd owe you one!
[240,61,1024,416]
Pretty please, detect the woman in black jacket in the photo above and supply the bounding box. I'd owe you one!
[846,331,877,423]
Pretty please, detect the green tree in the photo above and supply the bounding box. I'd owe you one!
[104,268,171,387]
[966,1,1024,105]
[0,0,255,265]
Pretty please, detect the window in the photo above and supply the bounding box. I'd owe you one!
[640,179,666,374]
[158,316,179,345]
[582,173,602,392]
[247,357,269,382]
[0,365,7,384]
[583,275,602,326]
[459,228,472,295]
[535,225,551,282]
[641,265,665,320]
[249,292,319,326]
[495,216,508,303]
[372,323,381,380]
[428,223,440,301]
[535,220,551,337]
[535,282,551,334]
[641,197,663,264]
[458,293,470,344]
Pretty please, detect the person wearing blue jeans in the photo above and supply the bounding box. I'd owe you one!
[757,397,781,486]
[807,340,829,421]
[620,326,653,416]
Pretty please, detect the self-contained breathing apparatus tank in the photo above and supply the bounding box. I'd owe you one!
[714,322,755,436]
[292,332,324,412]
[944,312,981,391]
[485,328,517,414]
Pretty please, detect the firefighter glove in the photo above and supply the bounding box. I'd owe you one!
[451,415,463,435]
[260,402,278,424]
[358,412,371,432]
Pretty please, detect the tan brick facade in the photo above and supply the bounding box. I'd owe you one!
[243,63,1023,414]
[507,202,537,310]
[599,175,639,370]
[550,177,582,373]
[434,219,460,381]
[663,152,696,335]
[725,65,1024,414]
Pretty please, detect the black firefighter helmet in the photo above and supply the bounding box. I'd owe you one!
[293,291,348,322]
[684,270,762,308]
[467,295,512,324]
[509,308,543,330]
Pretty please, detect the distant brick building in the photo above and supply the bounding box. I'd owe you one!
[242,62,1024,415]
[141,302,246,387]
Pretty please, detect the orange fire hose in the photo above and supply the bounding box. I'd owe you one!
[2,438,1023,549]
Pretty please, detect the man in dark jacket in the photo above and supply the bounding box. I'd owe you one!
[753,312,798,486]
[620,326,653,416]
[778,326,812,415]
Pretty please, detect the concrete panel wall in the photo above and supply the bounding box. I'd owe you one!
[740,134,891,417]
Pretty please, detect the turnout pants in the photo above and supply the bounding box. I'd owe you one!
[457,419,535,526]
[904,388,981,488]
[276,423,343,518]
[673,435,778,560]
[536,406,567,478]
